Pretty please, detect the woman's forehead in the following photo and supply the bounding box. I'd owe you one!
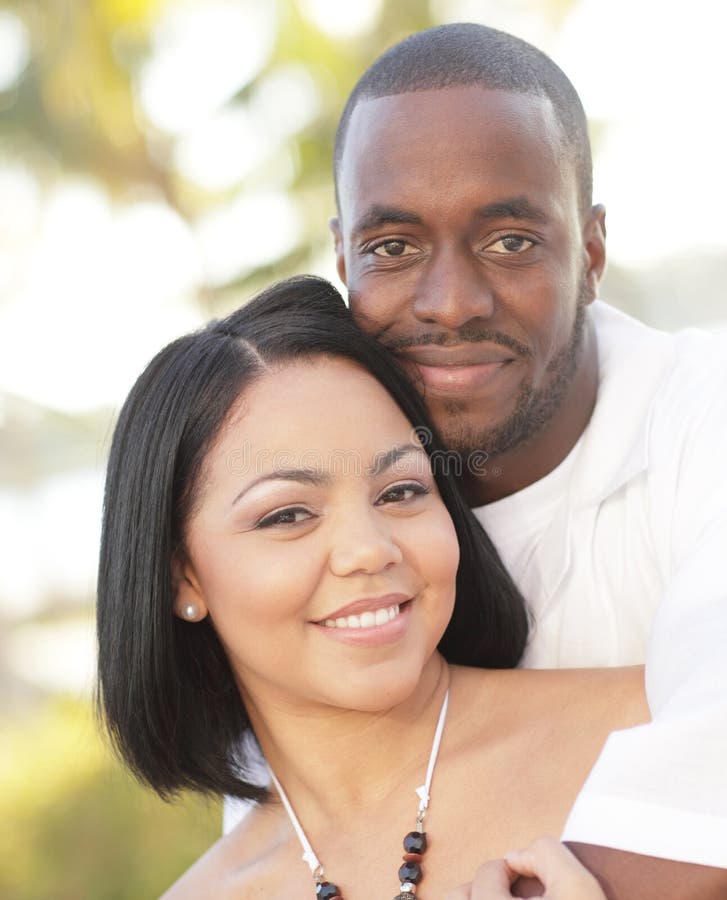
[210,356,418,473]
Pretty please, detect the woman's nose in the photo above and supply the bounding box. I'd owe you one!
[328,512,404,577]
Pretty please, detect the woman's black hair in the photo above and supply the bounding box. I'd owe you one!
[97,275,528,803]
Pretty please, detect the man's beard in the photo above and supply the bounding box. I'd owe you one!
[439,282,590,459]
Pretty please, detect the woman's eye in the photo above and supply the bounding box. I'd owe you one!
[256,507,312,529]
[371,240,416,257]
[488,235,536,254]
[375,482,430,505]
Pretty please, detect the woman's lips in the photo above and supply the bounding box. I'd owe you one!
[315,592,411,623]
[312,600,413,647]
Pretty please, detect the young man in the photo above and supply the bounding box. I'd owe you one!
[329,23,727,900]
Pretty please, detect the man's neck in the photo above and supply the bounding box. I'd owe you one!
[458,319,599,507]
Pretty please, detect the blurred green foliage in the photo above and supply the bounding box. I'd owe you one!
[1,698,220,899]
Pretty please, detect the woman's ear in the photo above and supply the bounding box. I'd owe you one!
[172,555,209,623]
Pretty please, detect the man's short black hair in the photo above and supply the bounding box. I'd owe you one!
[334,22,593,216]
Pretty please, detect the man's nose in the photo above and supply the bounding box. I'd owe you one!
[412,245,495,331]
[328,511,404,577]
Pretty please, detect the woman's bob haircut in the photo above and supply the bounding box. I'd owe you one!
[97,275,528,803]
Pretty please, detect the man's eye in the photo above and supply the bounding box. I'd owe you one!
[371,240,415,257]
[488,235,536,254]
[375,482,430,505]
[256,507,312,528]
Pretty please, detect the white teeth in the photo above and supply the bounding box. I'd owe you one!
[322,604,402,629]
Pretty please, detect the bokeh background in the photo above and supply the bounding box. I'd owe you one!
[1,1,725,897]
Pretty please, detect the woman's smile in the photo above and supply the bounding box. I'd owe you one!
[313,597,414,647]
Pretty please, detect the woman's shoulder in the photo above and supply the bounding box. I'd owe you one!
[160,802,292,900]
[512,663,647,721]
[449,664,648,743]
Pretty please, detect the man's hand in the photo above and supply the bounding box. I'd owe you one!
[564,843,727,900]
[445,837,606,899]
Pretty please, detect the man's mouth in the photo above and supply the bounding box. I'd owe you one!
[396,344,516,368]
[394,345,518,396]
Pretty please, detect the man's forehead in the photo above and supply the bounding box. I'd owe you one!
[342,85,560,158]
[337,86,569,220]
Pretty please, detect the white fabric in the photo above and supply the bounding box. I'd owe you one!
[475,300,727,867]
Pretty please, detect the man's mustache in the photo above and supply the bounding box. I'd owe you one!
[382,328,532,358]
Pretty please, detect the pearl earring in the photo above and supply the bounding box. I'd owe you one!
[182,602,200,621]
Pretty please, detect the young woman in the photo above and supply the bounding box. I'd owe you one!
[97,276,647,899]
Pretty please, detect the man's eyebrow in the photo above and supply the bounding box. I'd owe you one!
[475,196,550,224]
[351,205,422,237]
[367,443,429,477]
[232,468,332,506]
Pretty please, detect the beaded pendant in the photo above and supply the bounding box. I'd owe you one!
[315,882,342,900]
[393,830,428,898]
[313,830,428,900]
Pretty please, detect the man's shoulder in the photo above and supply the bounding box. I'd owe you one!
[567,302,724,506]
[593,300,726,409]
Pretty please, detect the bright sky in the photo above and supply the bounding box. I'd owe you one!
[556,0,727,266]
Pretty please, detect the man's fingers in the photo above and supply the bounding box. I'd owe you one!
[447,840,605,900]
[445,858,518,900]
[505,837,602,896]
[470,857,519,899]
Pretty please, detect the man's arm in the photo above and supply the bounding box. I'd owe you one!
[508,847,727,899]
[555,346,727,890]
[562,845,727,900]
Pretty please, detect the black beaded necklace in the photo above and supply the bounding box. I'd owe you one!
[269,690,449,900]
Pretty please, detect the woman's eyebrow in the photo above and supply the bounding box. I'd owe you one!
[232,468,332,506]
[367,443,429,477]
[231,443,427,505]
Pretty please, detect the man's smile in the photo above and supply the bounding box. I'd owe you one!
[395,344,517,367]
[393,344,519,397]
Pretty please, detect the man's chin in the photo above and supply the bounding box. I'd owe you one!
[435,418,516,462]
[430,395,528,460]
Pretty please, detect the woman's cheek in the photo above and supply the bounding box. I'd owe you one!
[414,510,460,597]
[209,538,323,626]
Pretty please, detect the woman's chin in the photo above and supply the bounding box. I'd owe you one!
[324,650,443,715]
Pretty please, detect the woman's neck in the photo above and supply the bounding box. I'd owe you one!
[243,655,450,823]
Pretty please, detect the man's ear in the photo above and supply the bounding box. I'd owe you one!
[582,203,607,304]
[172,555,208,622]
[329,216,347,285]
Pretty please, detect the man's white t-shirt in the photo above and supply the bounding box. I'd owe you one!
[474,300,727,867]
